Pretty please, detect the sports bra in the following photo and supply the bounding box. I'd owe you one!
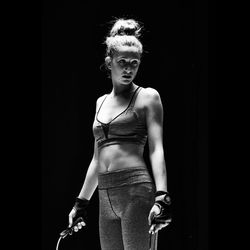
[92,86,147,149]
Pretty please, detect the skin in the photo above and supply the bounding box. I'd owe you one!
[68,46,171,234]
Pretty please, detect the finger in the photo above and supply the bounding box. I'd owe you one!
[154,222,170,233]
[149,224,156,234]
[81,221,86,226]
[74,226,78,232]
[154,218,171,226]
[68,216,73,227]
[159,220,170,227]
[154,224,164,233]
[148,215,151,225]
[77,223,82,230]
[161,222,170,227]
[160,219,171,227]
[148,211,152,225]
[148,211,156,225]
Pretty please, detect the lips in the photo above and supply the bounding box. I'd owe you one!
[122,75,132,79]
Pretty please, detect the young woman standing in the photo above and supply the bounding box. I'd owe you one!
[68,18,172,250]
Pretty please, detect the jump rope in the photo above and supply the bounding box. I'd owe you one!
[56,217,84,250]
[56,217,159,250]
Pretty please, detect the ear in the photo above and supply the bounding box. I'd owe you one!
[105,56,112,69]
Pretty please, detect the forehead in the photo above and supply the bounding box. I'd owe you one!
[113,46,141,60]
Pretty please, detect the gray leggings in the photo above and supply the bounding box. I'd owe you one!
[98,167,155,250]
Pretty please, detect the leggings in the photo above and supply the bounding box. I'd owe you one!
[98,167,155,250]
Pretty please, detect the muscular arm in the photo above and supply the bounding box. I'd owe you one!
[68,138,99,227]
[77,139,99,200]
[77,98,101,200]
[145,88,168,193]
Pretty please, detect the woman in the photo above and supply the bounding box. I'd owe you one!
[68,18,172,250]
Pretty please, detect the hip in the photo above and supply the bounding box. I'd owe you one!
[98,167,154,190]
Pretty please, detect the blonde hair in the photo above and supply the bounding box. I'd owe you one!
[104,18,143,57]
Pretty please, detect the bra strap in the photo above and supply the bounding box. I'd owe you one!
[129,86,142,109]
[96,94,108,116]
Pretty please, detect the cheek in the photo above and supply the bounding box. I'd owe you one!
[115,66,124,74]
[133,67,139,74]
[111,67,122,77]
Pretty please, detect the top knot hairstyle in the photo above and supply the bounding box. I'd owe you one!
[104,18,143,58]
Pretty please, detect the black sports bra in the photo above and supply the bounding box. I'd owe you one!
[92,86,147,149]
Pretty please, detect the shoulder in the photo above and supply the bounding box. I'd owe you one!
[95,94,108,111]
[141,87,160,97]
[139,87,162,106]
[96,94,108,106]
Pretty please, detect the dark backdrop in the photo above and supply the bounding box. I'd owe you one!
[42,0,210,249]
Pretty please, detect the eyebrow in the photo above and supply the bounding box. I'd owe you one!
[117,57,140,61]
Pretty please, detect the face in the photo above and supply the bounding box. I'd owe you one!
[109,47,141,86]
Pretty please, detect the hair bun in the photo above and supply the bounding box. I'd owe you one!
[109,19,142,38]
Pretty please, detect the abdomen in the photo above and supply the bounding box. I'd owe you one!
[98,143,146,173]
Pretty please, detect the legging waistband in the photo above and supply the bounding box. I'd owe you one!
[98,167,153,190]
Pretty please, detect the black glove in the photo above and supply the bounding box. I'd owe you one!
[72,197,89,223]
[152,192,172,224]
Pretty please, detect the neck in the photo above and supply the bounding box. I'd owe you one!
[111,83,137,97]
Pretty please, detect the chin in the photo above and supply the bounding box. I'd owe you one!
[121,79,133,85]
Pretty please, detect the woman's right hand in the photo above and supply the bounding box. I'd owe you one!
[68,197,89,233]
[68,208,86,233]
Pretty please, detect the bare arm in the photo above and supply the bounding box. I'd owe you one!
[146,88,171,233]
[68,139,99,227]
[76,97,102,200]
[77,139,99,200]
[145,88,168,193]
[68,99,100,227]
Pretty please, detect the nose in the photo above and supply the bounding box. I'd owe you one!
[124,66,132,74]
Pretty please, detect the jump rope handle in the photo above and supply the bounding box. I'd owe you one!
[149,231,158,250]
[60,217,84,239]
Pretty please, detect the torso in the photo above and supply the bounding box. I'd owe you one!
[98,143,146,173]
[95,85,147,173]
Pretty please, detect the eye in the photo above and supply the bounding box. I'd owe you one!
[131,60,140,67]
[118,59,126,66]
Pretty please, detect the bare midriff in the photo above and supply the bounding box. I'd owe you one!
[98,143,146,173]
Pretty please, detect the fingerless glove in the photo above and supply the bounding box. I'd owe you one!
[73,197,89,223]
[153,191,172,224]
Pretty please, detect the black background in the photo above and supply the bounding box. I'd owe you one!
[40,0,212,249]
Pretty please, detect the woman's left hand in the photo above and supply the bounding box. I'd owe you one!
[148,204,172,234]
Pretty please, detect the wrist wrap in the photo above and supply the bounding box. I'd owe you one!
[153,193,172,224]
[73,197,89,223]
